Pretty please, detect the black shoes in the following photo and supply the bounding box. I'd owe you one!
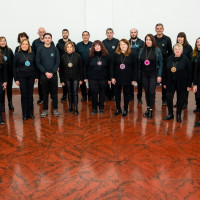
[8,102,14,110]
[37,99,43,104]
[91,109,97,115]
[67,107,73,113]
[194,120,200,127]
[114,109,122,116]
[60,96,67,102]
[81,96,87,102]
[138,98,143,104]
[143,108,150,117]
[100,110,104,115]
[27,114,34,119]
[176,114,182,123]
[74,105,78,116]
[122,110,128,117]
[0,116,4,125]
[23,114,27,121]
[163,114,174,120]
[148,110,153,119]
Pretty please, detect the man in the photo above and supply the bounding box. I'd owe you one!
[76,31,92,102]
[102,28,119,101]
[56,29,76,102]
[32,27,55,104]
[36,33,60,117]
[154,23,173,105]
[129,28,144,103]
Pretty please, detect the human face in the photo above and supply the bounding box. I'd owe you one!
[62,31,69,40]
[120,41,128,52]
[145,36,152,47]
[106,30,114,40]
[38,28,46,39]
[66,44,73,54]
[21,40,29,51]
[196,39,200,50]
[177,37,184,45]
[82,32,90,42]
[155,25,164,36]
[174,45,183,57]
[94,44,101,52]
[130,29,138,39]
[0,38,7,48]
[44,35,52,46]
[20,36,27,43]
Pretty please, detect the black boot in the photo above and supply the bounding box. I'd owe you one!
[143,108,150,117]
[148,110,153,119]
[8,102,14,110]
[176,113,182,123]
[194,120,200,127]
[114,108,122,116]
[74,105,78,116]
[67,94,73,113]
[122,110,128,117]
[1,103,5,112]
[0,115,5,125]
[163,113,174,120]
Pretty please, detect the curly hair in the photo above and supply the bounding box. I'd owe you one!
[89,40,108,57]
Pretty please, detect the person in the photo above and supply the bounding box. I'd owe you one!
[56,29,76,102]
[110,39,137,117]
[32,27,55,105]
[163,43,192,123]
[76,31,92,102]
[174,32,193,109]
[191,37,200,113]
[129,28,144,103]
[59,41,82,115]
[15,32,29,53]
[84,40,110,114]
[36,33,60,117]
[0,37,14,111]
[0,49,7,124]
[13,39,38,120]
[102,28,119,101]
[138,34,163,119]
[154,23,173,105]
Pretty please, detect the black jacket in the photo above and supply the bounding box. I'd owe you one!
[0,61,7,83]
[110,52,137,85]
[102,38,119,56]
[129,38,144,58]
[183,44,193,60]
[84,52,110,80]
[59,52,82,82]
[163,54,192,92]
[13,51,38,81]
[194,56,200,85]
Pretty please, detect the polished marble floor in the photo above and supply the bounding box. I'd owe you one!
[0,87,200,200]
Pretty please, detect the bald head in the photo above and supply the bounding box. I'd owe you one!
[130,28,138,40]
[38,27,46,39]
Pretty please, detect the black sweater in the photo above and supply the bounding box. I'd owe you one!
[163,54,192,92]
[110,52,137,85]
[59,52,82,82]
[102,38,119,56]
[84,51,110,80]
[13,51,38,81]
[194,56,200,85]
[183,44,193,60]
[36,45,60,74]
[32,38,55,53]
[0,61,7,83]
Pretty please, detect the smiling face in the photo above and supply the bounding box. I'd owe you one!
[62,31,69,40]
[0,38,7,48]
[196,39,200,50]
[21,40,29,51]
[174,45,183,57]
[155,25,164,36]
[44,35,52,46]
[177,37,184,45]
[38,28,46,39]
[120,41,128,52]
[145,36,152,47]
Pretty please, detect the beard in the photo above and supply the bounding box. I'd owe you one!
[131,36,137,40]
[63,36,68,40]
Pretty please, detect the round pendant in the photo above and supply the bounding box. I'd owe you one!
[120,64,125,70]
[4,56,7,61]
[68,62,73,68]
[97,61,102,66]
[25,61,30,66]
[144,60,150,66]
[171,66,177,73]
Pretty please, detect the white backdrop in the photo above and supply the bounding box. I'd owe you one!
[1,0,200,87]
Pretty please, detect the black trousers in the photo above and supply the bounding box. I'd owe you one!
[106,83,115,98]
[115,85,130,111]
[166,84,186,115]
[162,61,167,101]
[38,71,43,100]
[1,74,13,104]
[18,75,35,116]
[62,85,67,97]
[80,82,87,97]
[195,93,200,108]
[0,82,4,116]
[40,74,58,110]
[142,74,157,109]
[65,80,79,106]
[89,79,107,110]
[129,81,143,99]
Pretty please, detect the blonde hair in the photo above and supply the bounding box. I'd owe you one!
[64,41,75,53]
[173,43,183,51]
[18,39,32,53]
[115,39,131,56]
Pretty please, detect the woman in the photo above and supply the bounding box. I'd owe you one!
[13,39,38,120]
[163,43,192,122]
[0,49,7,124]
[138,34,163,119]
[15,32,29,53]
[0,36,14,111]
[110,39,137,117]
[175,32,193,108]
[59,41,82,115]
[191,37,200,113]
[84,40,110,114]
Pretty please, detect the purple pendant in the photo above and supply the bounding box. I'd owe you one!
[144,60,150,66]
[120,64,125,69]
[97,61,102,66]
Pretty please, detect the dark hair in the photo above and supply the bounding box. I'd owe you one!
[0,36,10,49]
[155,23,164,28]
[144,34,157,48]
[43,33,52,38]
[89,40,108,57]
[106,28,114,33]
[192,37,200,57]
[82,31,90,36]
[115,39,131,56]
[176,32,189,46]
[17,32,29,43]
[62,29,69,33]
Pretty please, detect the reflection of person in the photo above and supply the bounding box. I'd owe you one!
[110,39,137,117]
[139,34,163,119]
[84,40,110,114]
[0,36,14,111]
[163,43,192,123]
[0,49,7,124]
[59,41,82,115]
